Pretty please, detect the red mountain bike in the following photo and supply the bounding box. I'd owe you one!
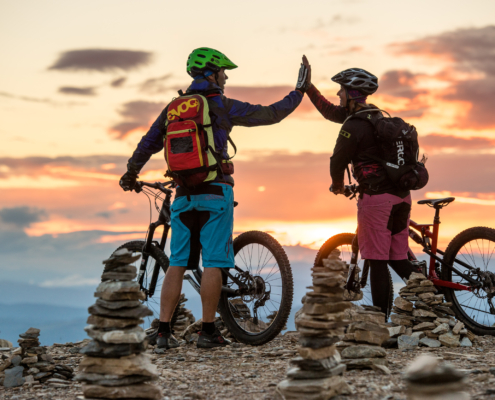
[316,184,495,336]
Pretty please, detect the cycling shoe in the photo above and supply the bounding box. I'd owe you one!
[197,329,231,349]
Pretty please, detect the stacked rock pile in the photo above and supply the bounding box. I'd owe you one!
[277,250,351,399]
[338,304,390,373]
[0,328,74,388]
[76,248,162,400]
[404,354,470,400]
[172,294,196,334]
[389,272,474,349]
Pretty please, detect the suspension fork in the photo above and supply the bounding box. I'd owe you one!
[137,221,162,297]
[345,232,361,292]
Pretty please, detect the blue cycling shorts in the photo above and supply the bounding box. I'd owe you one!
[170,183,234,269]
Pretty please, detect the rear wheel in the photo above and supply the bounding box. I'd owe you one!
[314,233,393,311]
[111,241,179,330]
[218,231,293,345]
[441,227,495,336]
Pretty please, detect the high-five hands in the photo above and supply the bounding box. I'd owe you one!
[296,55,312,93]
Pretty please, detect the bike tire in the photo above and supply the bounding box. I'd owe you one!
[441,227,495,336]
[314,233,393,312]
[218,231,294,345]
[112,241,180,330]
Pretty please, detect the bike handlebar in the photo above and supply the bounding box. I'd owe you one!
[134,180,177,194]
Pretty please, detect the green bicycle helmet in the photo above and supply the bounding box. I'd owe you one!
[187,47,238,77]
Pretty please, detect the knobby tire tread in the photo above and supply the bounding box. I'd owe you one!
[114,241,180,329]
[218,231,294,346]
[441,226,495,336]
[314,233,394,312]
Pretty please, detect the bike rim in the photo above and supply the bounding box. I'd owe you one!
[449,238,495,329]
[332,243,374,307]
[226,243,285,335]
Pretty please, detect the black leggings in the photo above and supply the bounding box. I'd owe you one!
[369,259,419,316]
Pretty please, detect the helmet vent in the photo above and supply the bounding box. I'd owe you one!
[197,54,206,58]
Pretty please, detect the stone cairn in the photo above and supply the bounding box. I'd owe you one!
[404,354,470,400]
[76,248,162,400]
[337,304,390,373]
[0,328,74,388]
[146,294,196,338]
[389,272,475,349]
[277,250,351,399]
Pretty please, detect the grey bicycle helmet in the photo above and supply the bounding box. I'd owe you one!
[331,68,378,95]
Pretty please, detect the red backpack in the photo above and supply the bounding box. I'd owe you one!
[164,94,226,188]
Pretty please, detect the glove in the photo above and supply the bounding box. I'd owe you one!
[119,171,138,191]
[330,183,344,195]
[296,63,310,93]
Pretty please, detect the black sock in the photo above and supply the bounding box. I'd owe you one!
[369,259,392,317]
[158,321,171,334]
[202,322,216,335]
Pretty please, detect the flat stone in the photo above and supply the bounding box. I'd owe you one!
[298,336,340,349]
[21,356,38,364]
[349,322,390,346]
[296,318,348,330]
[297,326,345,337]
[79,353,158,377]
[75,372,152,386]
[341,345,386,359]
[17,338,39,348]
[413,322,436,331]
[31,362,55,372]
[277,376,350,399]
[413,309,438,318]
[85,325,146,344]
[322,259,347,270]
[409,272,427,281]
[95,291,146,301]
[87,315,144,329]
[290,356,340,371]
[103,264,137,274]
[418,292,436,300]
[83,383,162,399]
[286,364,346,380]
[34,371,52,380]
[95,298,141,310]
[0,339,13,348]
[398,335,419,349]
[394,297,413,312]
[302,301,351,315]
[432,323,450,334]
[4,366,25,387]
[439,331,460,347]
[312,276,345,287]
[101,271,137,281]
[420,279,435,286]
[414,301,431,310]
[419,337,441,348]
[411,331,425,339]
[453,321,465,335]
[342,357,388,369]
[391,314,414,327]
[434,305,456,316]
[460,337,473,347]
[348,311,386,325]
[372,364,392,375]
[88,304,153,319]
[80,340,148,358]
[94,280,143,297]
[19,328,40,339]
[298,345,336,360]
[102,249,141,266]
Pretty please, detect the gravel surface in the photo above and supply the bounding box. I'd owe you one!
[2,333,495,399]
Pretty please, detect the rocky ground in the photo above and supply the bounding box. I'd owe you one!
[2,332,495,400]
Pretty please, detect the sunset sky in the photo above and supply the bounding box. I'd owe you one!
[2,0,495,317]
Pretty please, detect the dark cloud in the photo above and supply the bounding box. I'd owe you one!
[421,133,495,152]
[109,101,165,139]
[48,49,153,72]
[139,74,172,94]
[110,77,127,88]
[379,70,427,100]
[0,207,48,228]
[390,26,495,128]
[58,86,97,96]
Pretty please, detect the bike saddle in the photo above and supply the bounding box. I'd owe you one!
[417,197,455,208]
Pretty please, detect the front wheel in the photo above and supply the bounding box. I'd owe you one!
[441,227,495,336]
[314,233,393,311]
[218,231,294,345]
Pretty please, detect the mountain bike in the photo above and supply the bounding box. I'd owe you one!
[317,184,495,336]
[110,180,293,345]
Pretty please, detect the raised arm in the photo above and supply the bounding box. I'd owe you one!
[307,83,348,124]
[225,90,304,127]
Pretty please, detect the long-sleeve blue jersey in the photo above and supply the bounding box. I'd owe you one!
[128,78,303,176]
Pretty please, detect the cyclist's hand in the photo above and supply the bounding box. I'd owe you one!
[119,171,138,191]
[296,58,310,93]
[330,184,344,195]
[302,55,312,88]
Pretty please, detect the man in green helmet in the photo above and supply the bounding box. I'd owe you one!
[120,47,309,349]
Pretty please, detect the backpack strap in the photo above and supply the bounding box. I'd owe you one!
[342,108,391,126]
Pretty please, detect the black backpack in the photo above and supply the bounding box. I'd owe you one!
[347,109,429,190]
